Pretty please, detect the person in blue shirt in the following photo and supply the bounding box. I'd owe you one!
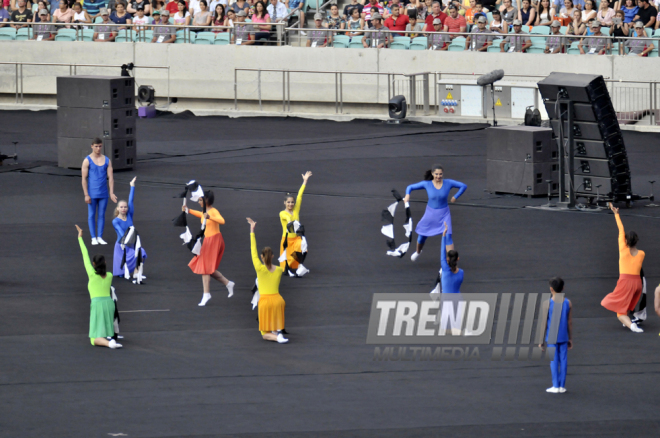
[403,163,467,261]
[439,222,463,293]
[539,277,573,394]
[84,0,106,17]
[112,177,148,279]
[81,138,117,245]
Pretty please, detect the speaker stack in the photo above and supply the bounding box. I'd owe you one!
[486,125,558,196]
[57,76,137,170]
[538,73,632,202]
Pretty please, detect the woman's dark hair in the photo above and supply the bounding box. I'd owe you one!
[549,276,564,293]
[200,0,207,7]
[352,7,360,16]
[215,3,225,21]
[537,1,546,15]
[626,231,638,248]
[92,255,107,276]
[204,190,214,206]
[424,163,444,180]
[447,250,459,272]
[262,247,274,269]
[284,192,295,202]
[254,0,266,18]
[178,0,188,14]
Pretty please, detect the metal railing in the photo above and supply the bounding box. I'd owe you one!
[0,61,169,104]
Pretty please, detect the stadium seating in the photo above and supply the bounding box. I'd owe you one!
[332,34,350,48]
[115,29,135,42]
[447,36,465,51]
[215,32,231,45]
[194,31,216,44]
[0,28,16,40]
[16,28,30,40]
[410,36,427,50]
[54,29,77,41]
[390,36,410,50]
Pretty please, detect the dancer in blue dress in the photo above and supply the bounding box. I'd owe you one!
[81,138,117,245]
[112,177,147,280]
[403,164,467,261]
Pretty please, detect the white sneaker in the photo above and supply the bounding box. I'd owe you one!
[558,387,567,393]
[630,323,644,333]
[91,238,98,245]
[411,251,421,261]
[108,339,123,349]
[199,293,212,306]
[96,237,108,245]
[296,265,309,277]
[546,387,559,393]
[277,332,289,344]
[226,281,235,298]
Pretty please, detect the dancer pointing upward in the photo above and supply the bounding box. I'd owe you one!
[112,177,147,281]
[280,171,312,276]
[403,164,467,261]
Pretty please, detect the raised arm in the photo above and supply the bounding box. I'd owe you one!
[609,203,626,250]
[293,171,312,217]
[441,234,449,272]
[247,218,264,273]
[128,183,135,218]
[76,225,95,278]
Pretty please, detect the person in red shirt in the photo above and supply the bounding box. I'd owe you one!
[165,0,185,14]
[443,4,466,39]
[424,0,448,31]
[361,0,384,21]
[384,4,409,35]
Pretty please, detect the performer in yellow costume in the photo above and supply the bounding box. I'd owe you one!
[279,171,312,277]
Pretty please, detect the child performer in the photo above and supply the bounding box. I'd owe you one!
[81,138,117,245]
[601,203,645,333]
[540,277,572,394]
[112,177,147,281]
[248,217,289,344]
[403,164,467,261]
[75,224,122,349]
[280,171,312,276]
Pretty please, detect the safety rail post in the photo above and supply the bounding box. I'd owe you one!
[423,73,429,116]
[234,68,238,110]
[287,70,291,112]
[650,82,655,126]
[283,70,286,112]
[335,72,338,113]
[15,63,18,104]
[258,69,262,111]
[409,75,416,116]
[339,72,343,114]
[20,64,23,104]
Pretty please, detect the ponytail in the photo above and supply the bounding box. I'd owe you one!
[92,255,107,276]
[626,231,638,248]
[447,249,458,272]
[424,163,443,181]
[262,247,274,269]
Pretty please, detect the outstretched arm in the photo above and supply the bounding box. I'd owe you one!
[128,177,136,218]
[440,223,449,271]
[403,181,427,202]
[247,218,263,272]
[76,225,94,278]
[609,203,626,250]
[293,171,312,217]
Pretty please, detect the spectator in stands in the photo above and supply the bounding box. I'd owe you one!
[578,20,610,53]
[110,1,132,29]
[362,12,389,46]
[10,0,33,28]
[346,6,364,39]
[152,9,176,40]
[622,0,638,24]
[344,0,362,20]
[611,10,629,48]
[516,0,536,25]
[0,3,9,27]
[230,0,249,15]
[132,4,151,28]
[33,0,49,21]
[634,0,656,26]
[286,0,304,32]
[566,8,584,39]
[500,0,515,25]
[424,1,447,29]
[544,20,565,51]
[536,0,555,25]
[405,9,425,36]
[384,4,408,35]
[489,8,507,32]
[266,0,286,23]
[427,17,447,48]
[581,0,596,21]
[53,0,74,26]
[212,3,226,31]
[443,4,466,37]
[596,0,614,26]
[418,0,432,21]
[33,9,56,38]
[233,9,254,44]
[500,19,531,50]
[246,0,257,16]
[307,12,331,46]
[327,4,346,30]
[71,2,92,27]
[164,0,180,15]
[128,0,151,16]
[94,8,117,40]
[464,0,476,24]
[465,14,492,49]
[480,0,497,13]
[151,8,162,23]
[188,0,201,16]
[251,0,270,43]
[191,0,210,30]
[559,0,575,25]
[366,5,379,27]
[362,0,384,23]
[152,0,166,13]
[628,20,654,53]
[383,0,401,18]
[172,0,189,25]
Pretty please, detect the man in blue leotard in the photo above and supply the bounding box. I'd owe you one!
[539,277,573,394]
[81,138,117,245]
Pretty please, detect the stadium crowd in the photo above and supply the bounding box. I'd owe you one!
[0,0,657,53]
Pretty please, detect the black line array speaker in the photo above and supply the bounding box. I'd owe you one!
[486,126,558,196]
[538,72,632,201]
[57,76,136,170]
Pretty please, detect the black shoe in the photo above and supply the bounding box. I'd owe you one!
[280,329,289,335]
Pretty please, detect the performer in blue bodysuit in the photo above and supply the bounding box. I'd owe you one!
[540,277,573,394]
[440,222,463,293]
[81,138,117,245]
[112,177,147,278]
[403,164,467,261]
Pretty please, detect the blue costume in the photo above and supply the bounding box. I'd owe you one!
[86,155,109,239]
[546,297,570,389]
[112,186,147,277]
[440,234,463,293]
[405,179,467,246]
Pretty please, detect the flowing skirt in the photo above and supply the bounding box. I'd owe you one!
[415,205,452,237]
[189,233,225,275]
[89,296,115,340]
[113,242,148,277]
[258,293,286,333]
[601,274,642,314]
[280,235,302,270]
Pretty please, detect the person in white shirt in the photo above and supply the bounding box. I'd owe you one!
[132,4,152,28]
[267,0,288,22]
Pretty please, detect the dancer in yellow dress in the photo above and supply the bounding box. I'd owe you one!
[247,217,289,344]
[279,171,312,277]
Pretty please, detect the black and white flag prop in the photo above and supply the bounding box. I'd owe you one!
[111,286,121,338]
[633,269,647,323]
[381,189,413,257]
[279,220,309,277]
[251,278,260,310]
[120,226,145,284]
[172,180,207,254]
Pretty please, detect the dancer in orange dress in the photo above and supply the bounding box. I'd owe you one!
[601,203,644,333]
[182,190,235,306]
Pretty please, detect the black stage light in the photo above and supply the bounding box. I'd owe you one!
[137,85,155,105]
[388,95,407,120]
